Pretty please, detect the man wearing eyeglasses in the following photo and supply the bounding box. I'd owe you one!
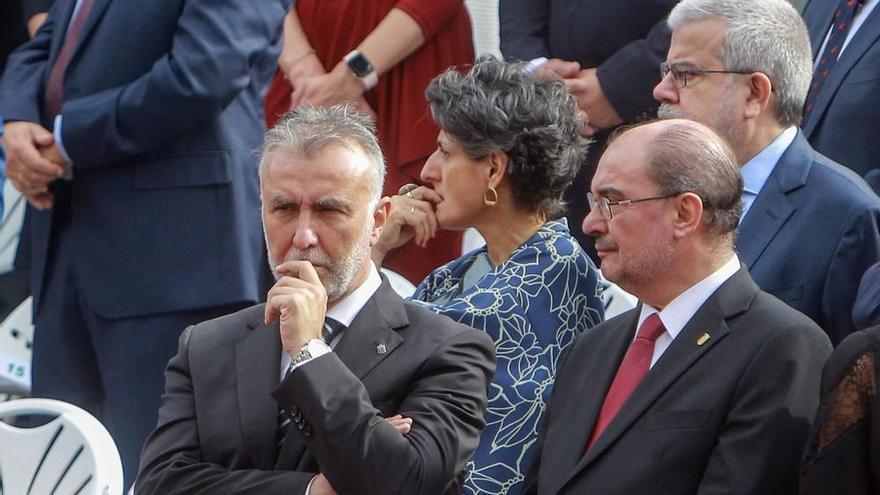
[521,118,831,494]
[654,0,880,345]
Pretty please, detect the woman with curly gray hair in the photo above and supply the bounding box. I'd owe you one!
[372,55,604,495]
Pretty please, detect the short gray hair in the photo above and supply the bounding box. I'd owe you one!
[426,55,588,218]
[614,120,743,237]
[259,105,386,203]
[668,0,812,127]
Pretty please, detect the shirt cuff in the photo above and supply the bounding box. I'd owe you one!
[287,339,332,373]
[303,474,318,495]
[53,115,74,176]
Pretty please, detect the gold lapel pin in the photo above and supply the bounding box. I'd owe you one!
[697,333,711,346]
[376,344,387,355]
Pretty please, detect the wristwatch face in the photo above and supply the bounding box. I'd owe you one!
[347,53,374,78]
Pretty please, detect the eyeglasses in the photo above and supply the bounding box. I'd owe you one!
[659,62,755,89]
[587,191,683,221]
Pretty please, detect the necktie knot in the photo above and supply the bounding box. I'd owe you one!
[322,317,344,343]
[636,313,666,342]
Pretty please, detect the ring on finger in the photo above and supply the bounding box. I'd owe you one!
[398,183,419,199]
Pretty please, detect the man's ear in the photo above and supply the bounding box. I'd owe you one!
[486,151,509,189]
[744,72,773,119]
[370,196,391,246]
[672,192,704,239]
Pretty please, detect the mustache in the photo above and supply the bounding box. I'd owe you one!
[283,248,333,266]
[594,237,618,252]
[657,104,682,120]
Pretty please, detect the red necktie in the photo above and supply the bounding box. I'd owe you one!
[44,0,97,118]
[586,313,666,452]
[803,0,867,120]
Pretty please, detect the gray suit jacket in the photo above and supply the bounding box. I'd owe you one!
[135,281,496,495]
[523,267,832,494]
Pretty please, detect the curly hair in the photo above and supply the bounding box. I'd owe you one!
[426,55,588,218]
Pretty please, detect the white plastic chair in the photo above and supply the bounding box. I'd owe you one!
[380,268,417,298]
[0,398,123,495]
[0,296,33,395]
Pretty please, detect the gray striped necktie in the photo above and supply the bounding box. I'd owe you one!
[276,318,344,447]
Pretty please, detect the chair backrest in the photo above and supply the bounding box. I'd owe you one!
[380,268,416,298]
[0,296,33,395]
[0,398,123,495]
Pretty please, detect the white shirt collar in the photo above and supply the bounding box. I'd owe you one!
[637,255,741,344]
[325,262,382,328]
[740,126,797,196]
[280,262,382,373]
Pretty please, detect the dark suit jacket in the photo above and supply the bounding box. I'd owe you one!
[499,0,676,123]
[737,132,880,344]
[522,267,832,494]
[135,280,496,495]
[0,0,287,318]
[854,261,880,329]
[802,0,880,178]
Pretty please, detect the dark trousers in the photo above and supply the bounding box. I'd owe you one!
[32,219,248,489]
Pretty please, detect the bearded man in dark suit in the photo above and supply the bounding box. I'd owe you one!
[136,105,495,495]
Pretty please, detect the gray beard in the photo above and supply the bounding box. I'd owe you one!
[265,224,372,303]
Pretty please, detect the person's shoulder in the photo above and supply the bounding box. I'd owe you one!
[186,303,265,347]
[830,326,880,370]
[402,298,494,347]
[514,219,597,272]
[739,289,830,347]
[807,150,880,209]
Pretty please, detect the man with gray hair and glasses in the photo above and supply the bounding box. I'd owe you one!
[135,105,495,495]
[522,119,831,494]
[654,0,880,344]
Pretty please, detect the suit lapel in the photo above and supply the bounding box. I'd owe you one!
[333,281,406,381]
[736,133,811,268]
[803,8,880,136]
[804,0,837,60]
[48,0,77,65]
[562,268,757,490]
[234,310,284,470]
[275,280,406,470]
[71,0,112,60]
[542,311,638,495]
[48,0,113,69]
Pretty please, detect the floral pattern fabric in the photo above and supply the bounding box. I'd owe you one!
[413,219,604,494]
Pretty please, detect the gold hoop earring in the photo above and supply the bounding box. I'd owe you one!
[484,187,498,207]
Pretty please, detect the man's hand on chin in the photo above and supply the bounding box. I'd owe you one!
[264,260,328,355]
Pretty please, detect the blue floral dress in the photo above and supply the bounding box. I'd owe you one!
[412,219,604,494]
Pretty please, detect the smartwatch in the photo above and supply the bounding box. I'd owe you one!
[343,50,379,91]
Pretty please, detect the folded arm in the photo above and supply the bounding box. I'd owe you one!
[274,331,494,495]
[135,326,315,495]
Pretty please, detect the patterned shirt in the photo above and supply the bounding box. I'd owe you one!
[413,219,604,495]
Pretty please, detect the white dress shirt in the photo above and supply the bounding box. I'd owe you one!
[636,255,741,368]
[279,262,382,380]
[739,126,797,222]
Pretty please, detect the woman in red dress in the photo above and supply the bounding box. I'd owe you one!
[264,1,474,282]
